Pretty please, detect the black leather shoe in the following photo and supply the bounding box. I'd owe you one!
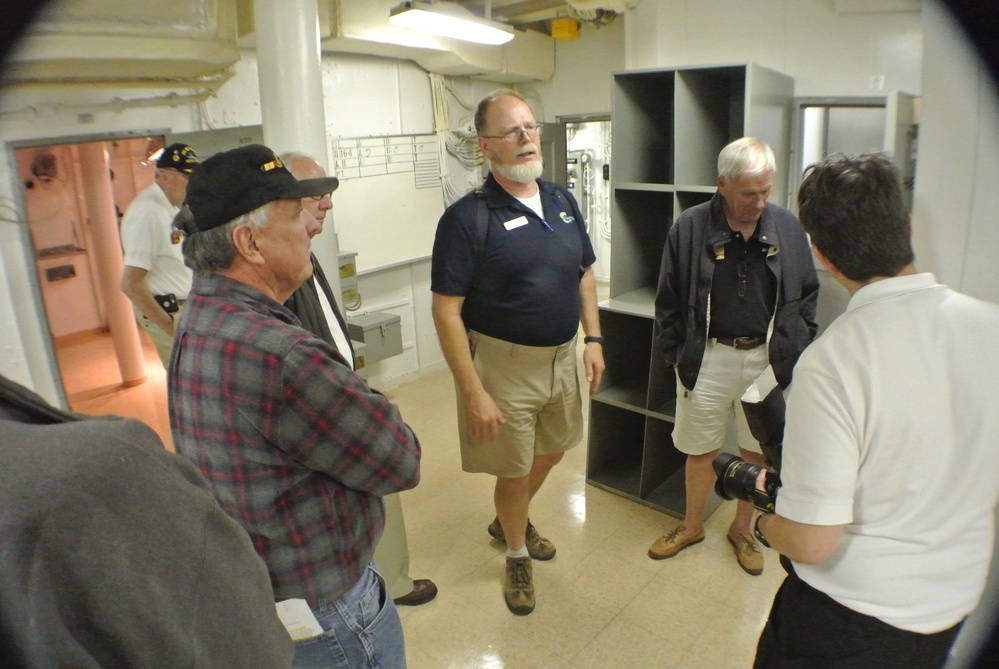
[393,578,438,606]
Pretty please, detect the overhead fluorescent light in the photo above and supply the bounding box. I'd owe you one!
[389,1,515,46]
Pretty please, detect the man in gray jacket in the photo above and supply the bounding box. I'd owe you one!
[647,138,818,576]
[0,373,292,668]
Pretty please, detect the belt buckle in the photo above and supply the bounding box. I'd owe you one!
[733,336,756,350]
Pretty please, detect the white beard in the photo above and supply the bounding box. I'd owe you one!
[496,158,543,184]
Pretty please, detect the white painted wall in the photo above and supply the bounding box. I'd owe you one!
[4,0,996,402]
[914,1,999,304]
[0,8,586,399]
[0,47,444,396]
[623,0,922,97]
[533,19,626,119]
[914,7,999,661]
[348,258,448,389]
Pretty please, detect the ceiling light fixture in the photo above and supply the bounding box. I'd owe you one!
[389,1,515,46]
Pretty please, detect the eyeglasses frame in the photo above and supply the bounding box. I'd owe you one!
[479,123,544,141]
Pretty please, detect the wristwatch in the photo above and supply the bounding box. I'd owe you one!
[583,336,605,345]
[754,513,773,548]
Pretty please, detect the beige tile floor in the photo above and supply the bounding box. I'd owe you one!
[57,329,785,668]
[385,363,785,669]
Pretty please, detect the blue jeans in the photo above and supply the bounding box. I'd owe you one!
[291,561,406,669]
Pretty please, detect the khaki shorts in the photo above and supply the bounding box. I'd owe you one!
[457,331,583,478]
[672,339,769,456]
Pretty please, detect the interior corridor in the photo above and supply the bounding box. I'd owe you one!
[57,330,784,668]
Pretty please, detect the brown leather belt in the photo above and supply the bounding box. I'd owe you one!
[714,336,766,350]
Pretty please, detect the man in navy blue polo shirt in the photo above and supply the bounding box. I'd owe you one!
[431,89,605,616]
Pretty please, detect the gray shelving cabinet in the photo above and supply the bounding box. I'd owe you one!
[587,63,793,518]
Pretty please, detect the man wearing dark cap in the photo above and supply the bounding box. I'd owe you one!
[168,144,421,669]
[120,142,198,368]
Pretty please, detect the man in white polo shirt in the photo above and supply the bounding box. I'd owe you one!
[120,142,197,368]
[753,153,999,668]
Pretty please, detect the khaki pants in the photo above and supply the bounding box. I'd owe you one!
[373,493,414,600]
[137,302,185,369]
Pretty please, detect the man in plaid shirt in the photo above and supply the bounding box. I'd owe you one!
[168,144,421,669]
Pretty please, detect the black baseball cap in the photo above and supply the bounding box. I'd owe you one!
[155,142,198,173]
[184,144,339,234]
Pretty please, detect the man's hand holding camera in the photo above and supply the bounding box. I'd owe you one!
[712,452,780,514]
[711,380,845,566]
[712,452,843,564]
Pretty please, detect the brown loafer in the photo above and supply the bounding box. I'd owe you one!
[648,526,705,560]
[726,531,764,576]
[393,578,438,606]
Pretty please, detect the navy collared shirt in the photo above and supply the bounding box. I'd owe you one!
[709,226,777,338]
[431,174,596,347]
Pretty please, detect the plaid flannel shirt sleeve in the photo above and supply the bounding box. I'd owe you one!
[271,338,421,495]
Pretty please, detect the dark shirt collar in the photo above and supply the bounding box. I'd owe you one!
[481,172,556,205]
[706,191,779,252]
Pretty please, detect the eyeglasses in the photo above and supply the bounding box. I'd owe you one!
[479,123,544,141]
[737,261,747,298]
[309,192,334,201]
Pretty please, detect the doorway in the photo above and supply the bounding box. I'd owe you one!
[788,94,919,336]
[553,114,612,288]
[14,134,173,445]
[788,93,918,212]
[19,137,163,340]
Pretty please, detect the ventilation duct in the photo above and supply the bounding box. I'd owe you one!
[567,0,640,11]
[322,0,553,82]
[4,0,239,87]
[6,0,554,87]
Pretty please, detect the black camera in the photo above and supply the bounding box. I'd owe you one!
[711,383,785,513]
[713,453,781,513]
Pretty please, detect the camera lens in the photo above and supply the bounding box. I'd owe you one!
[712,453,765,503]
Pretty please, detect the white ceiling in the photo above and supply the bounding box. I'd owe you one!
[455,1,572,31]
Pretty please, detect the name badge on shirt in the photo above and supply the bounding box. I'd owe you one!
[503,216,529,231]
